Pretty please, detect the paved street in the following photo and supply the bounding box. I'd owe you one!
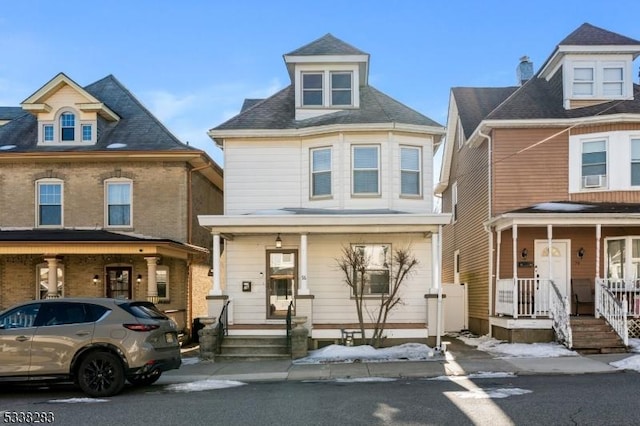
[1,372,639,425]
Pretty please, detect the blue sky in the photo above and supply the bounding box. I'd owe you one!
[1,1,639,167]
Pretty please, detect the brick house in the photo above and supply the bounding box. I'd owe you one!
[437,23,640,351]
[0,73,223,335]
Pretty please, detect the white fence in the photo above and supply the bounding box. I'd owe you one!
[496,278,550,318]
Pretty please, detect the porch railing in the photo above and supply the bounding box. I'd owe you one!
[596,279,629,346]
[496,278,550,318]
[548,279,572,348]
[215,300,231,354]
[286,300,293,355]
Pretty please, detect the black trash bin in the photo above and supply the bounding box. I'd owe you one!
[192,317,205,343]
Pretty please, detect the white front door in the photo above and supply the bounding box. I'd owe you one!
[534,240,570,298]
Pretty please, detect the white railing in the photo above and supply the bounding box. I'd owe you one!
[602,279,640,317]
[496,278,551,318]
[596,278,629,346]
[548,280,572,348]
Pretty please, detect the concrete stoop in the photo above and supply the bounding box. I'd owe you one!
[216,335,291,362]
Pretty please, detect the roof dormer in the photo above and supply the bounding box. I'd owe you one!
[283,34,370,121]
[20,72,119,146]
[537,23,640,110]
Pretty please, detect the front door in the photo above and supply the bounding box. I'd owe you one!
[266,250,297,319]
[106,267,132,299]
[535,240,570,299]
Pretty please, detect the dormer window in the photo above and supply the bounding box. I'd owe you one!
[38,108,96,145]
[299,70,355,108]
[568,60,628,100]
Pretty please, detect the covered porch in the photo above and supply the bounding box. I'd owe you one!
[485,201,640,346]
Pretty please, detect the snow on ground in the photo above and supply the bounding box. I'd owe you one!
[429,372,515,381]
[181,357,200,366]
[165,379,246,393]
[449,387,532,399]
[455,333,578,358]
[292,343,438,364]
[610,338,640,372]
[46,398,109,404]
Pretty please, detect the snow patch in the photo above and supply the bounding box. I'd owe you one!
[532,202,592,212]
[456,333,577,358]
[449,387,532,399]
[165,379,246,392]
[106,143,127,149]
[47,398,109,404]
[428,372,516,381]
[293,343,437,364]
[0,145,16,150]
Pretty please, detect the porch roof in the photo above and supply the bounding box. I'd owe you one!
[0,229,208,259]
[198,208,451,236]
[485,201,640,232]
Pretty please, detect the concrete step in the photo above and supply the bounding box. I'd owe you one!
[218,335,291,361]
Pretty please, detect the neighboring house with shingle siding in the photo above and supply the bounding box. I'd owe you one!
[437,23,640,351]
[199,34,451,347]
[0,73,223,336]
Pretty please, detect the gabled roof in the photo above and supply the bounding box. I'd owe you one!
[452,87,518,139]
[560,22,640,46]
[0,74,201,153]
[210,85,443,140]
[285,33,368,56]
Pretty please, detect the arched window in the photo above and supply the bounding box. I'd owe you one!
[60,112,75,141]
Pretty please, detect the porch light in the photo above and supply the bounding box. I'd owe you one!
[275,233,282,248]
[93,274,99,285]
[577,247,585,259]
[136,274,143,284]
[521,248,528,259]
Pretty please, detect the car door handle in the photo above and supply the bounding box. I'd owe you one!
[75,331,91,337]
[15,336,29,342]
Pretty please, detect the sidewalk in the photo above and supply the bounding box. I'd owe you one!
[158,337,633,385]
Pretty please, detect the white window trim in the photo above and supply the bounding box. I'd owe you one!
[351,145,381,196]
[329,71,353,107]
[580,138,608,190]
[156,266,170,302]
[452,181,458,222]
[310,146,332,199]
[37,107,96,145]
[301,71,324,107]
[564,57,633,105]
[295,64,360,110]
[35,178,64,228]
[104,178,133,228]
[604,236,640,280]
[631,138,640,187]
[400,145,422,197]
[351,243,391,297]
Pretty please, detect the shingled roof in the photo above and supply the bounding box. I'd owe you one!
[452,87,517,139]
[0,75,199,153]
[214,85,442,131]
[285,33,367,56]
[560,22,640,46]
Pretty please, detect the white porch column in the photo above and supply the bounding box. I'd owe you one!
[145,256,158,301]
[496,231,502,281]
[299,233,309,295]
[431,227,443,349]
[45,257,59,298]
[210,233,222,296]
[512,225,518,281]
[547,225,553,282]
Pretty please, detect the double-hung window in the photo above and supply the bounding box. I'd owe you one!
[311,147,331,197]
[603,67,624,96]
[572,67,594,96]
[631,139,640,186]
[106,180,132,227]
[352,244,390,296]
[156,267,169,301]
[331,72,352,106]
[36,180,63,227]
[352,145,380,195]
[581,140,607,188]
[60,112,75,141]
[302,73,323,106]
[400,146,421,196]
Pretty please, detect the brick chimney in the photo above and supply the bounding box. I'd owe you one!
[516,56,534,85]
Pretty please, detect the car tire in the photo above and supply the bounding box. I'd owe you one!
[76,351,125,397]
[127,370,162,387]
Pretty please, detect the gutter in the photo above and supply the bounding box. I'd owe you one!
[478,127,494,329]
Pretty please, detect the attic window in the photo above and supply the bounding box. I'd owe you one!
[38,108,96,145]
[302,73,323,106]
[301,70,354,108]
[569,61,627,99]
[60,112,75,141]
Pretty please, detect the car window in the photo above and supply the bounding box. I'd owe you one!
[0,303,40,329]
[119,301,168,320]
[85,303,110,322]
[38,302,88,326]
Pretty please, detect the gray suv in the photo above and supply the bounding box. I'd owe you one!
[0,298,181,397]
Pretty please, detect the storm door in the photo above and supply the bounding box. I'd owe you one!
[106,267,132,299]
[267,250,297,319]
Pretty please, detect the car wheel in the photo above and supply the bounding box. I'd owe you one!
[76,352,125,397]
[127,370,162,387]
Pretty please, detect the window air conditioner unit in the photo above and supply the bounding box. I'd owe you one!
[583,174,605,188]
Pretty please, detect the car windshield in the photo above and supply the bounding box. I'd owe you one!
[119,301,168,320]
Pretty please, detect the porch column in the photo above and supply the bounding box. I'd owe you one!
[512,225,518,281]
[595,224,601,318]
[299,233,309,295]
[145,256,158,302]
[547,225,553,282]
[45,257,59,298]
[431,227,443,349]
[210,233,222,296]
[496,231,502,281]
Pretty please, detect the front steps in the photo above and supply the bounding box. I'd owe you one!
[216,335,291,362]
[570,316,627,354]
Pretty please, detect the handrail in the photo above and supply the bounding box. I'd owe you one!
[286,300,294,354]
[596,279,629,346]
[548,279,572,348]
[215,300,231,354]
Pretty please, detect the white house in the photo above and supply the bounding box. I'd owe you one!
[199,34,450,347]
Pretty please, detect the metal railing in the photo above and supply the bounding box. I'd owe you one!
[596,279,629,346]
[215,300,231,354]
[548,279,572,348]
[286,300,293,354]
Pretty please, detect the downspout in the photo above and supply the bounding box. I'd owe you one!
[479,128,494,330]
